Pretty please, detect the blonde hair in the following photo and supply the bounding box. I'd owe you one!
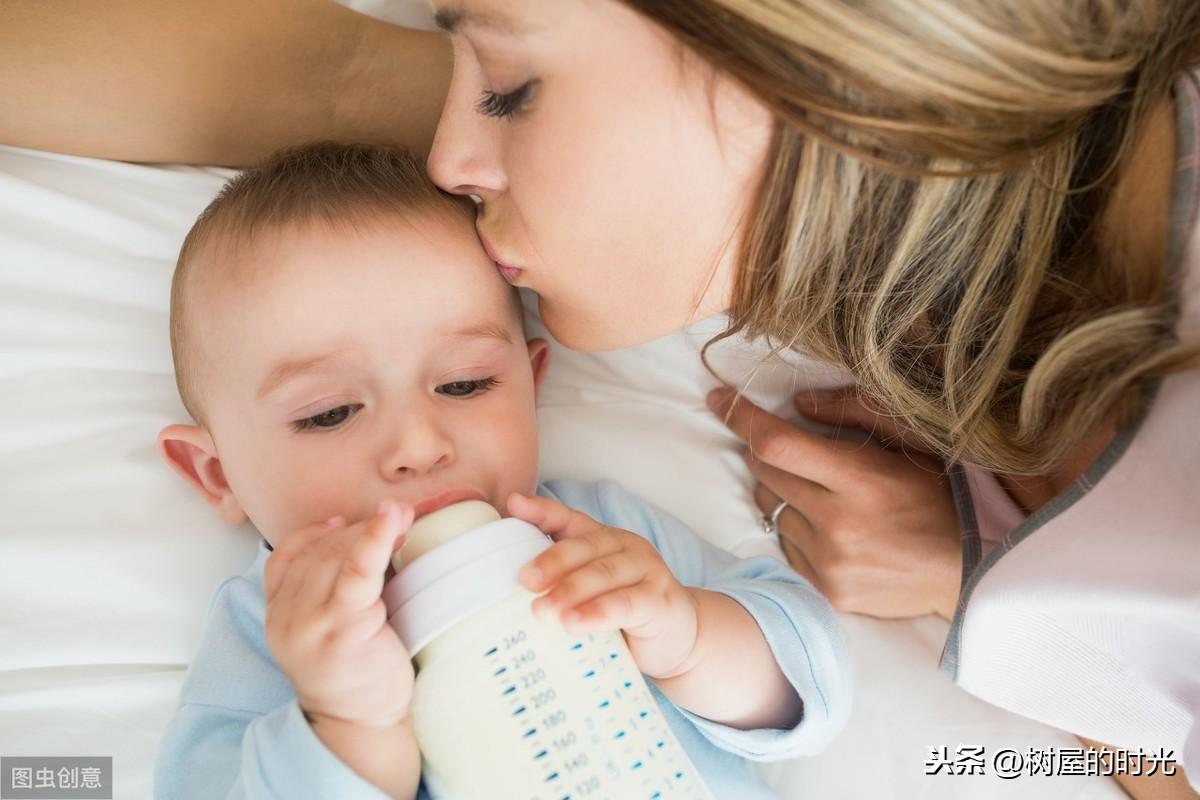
[170,142,484,424]
[629,0,1200,475]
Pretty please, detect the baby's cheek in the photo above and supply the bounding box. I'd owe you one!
[510,443,539,481]
[258,475,347,544]
[501,426,541,493]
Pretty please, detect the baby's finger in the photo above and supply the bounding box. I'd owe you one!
[264,516,345,603]
[561,583,660,636]
[507,493,602,542]
[518,528,625,592]
[327,597,392,650]
[531,552,647,622]
[329,501,414,613]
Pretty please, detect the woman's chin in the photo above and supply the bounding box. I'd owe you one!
[539,301,675,352]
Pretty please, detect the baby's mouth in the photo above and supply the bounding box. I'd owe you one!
[412,487,488,520]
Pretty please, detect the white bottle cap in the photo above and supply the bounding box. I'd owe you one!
[382,501,550,655]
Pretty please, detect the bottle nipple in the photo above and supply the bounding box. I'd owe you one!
[393,500,501,570]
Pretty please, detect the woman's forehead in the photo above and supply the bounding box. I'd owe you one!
[431,0,574,39]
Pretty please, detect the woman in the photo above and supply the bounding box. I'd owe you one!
[3,0,1197,795]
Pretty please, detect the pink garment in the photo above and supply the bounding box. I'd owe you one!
[961,464,1025,557]
[942,69,1200,788]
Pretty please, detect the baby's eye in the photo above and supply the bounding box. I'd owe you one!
[437,377,501,398]
[292,404,362,432]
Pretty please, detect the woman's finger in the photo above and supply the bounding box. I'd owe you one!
[744,450,833,527]
[794,388,932,455]
[531,552,647,621]
[709,388,861,489]
[329,501,414,614]
[519,528,625,592]
[752,480,820,556]
[778,533,822,589]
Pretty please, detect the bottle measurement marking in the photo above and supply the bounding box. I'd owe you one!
[486,629,593,793]
[481,628,706,799]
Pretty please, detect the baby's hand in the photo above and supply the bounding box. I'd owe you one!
[263,501,415,728]
[510,494,699,680]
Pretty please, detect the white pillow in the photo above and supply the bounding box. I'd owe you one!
[0,143,1122,800]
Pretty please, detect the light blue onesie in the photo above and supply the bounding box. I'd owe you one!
[155,479,852,798]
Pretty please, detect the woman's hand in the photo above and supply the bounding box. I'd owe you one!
[508,493,700,680]
[708,386,963,620]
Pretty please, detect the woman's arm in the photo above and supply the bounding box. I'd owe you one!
[0,0,450,166]
[1077,736,1200,800]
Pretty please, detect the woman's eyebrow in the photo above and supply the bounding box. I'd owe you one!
[433,7,530,36]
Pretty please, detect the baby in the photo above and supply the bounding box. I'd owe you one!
[153,142,849,799]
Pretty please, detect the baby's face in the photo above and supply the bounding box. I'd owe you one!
[192,212,546,547]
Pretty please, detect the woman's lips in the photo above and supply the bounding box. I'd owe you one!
[479,233,523,284]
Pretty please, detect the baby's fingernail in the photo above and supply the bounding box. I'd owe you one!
[531,597,556,621]
[519,563,542,588]
[508,492,531,512]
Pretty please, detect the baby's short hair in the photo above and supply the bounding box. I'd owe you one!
[169,141,514,425]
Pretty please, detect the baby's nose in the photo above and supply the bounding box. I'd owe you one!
[380,417,454,478]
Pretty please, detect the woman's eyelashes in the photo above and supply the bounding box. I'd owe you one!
[292,403,364,432]
[477,80,537,118]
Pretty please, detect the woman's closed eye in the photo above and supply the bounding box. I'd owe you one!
[477,80,537,118]
[292,404,363,432]
[437,376,502,397]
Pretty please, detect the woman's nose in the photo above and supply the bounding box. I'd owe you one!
[427,65,507,201]
[381,414,454,479]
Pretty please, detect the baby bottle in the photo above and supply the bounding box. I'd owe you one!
[381,500,715,800]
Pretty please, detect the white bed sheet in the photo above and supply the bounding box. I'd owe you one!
[0,139,1121,800]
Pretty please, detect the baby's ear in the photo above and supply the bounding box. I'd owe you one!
[157,424,248,525]
[527,338,551,394]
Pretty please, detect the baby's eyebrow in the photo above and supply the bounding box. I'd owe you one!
[449,322,513,345]
[256,352,346,399]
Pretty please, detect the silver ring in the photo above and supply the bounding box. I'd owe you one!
[761,499,789,537]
